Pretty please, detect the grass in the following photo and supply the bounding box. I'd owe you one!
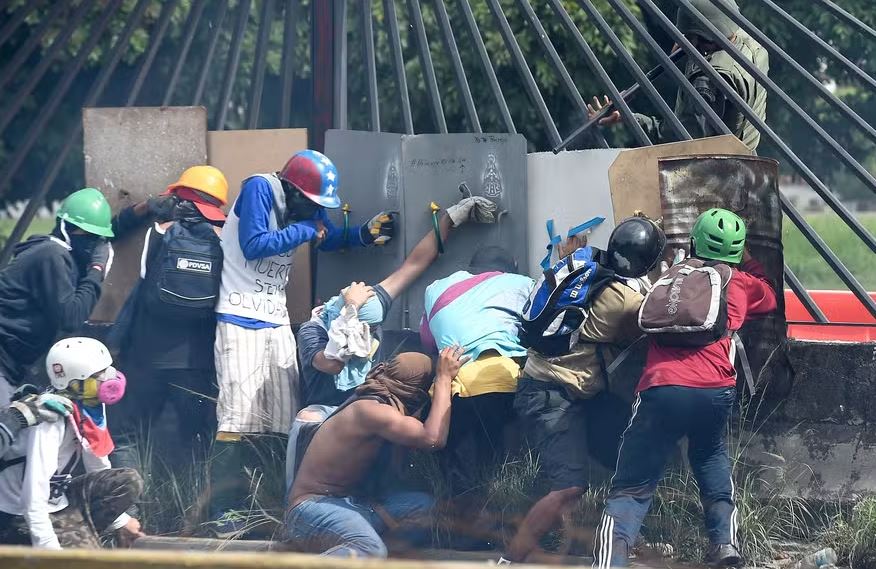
[2,214,873,291]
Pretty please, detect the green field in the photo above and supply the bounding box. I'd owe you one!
[1,214,874,291]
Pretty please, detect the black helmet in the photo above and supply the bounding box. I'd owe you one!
[606,217,666,278]
[676,0,740,43]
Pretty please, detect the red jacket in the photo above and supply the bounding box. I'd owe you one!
[636,259,777,393]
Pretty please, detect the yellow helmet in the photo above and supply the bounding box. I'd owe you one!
[166,165,229,205]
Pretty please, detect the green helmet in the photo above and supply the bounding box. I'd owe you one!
[691,208,746,264]
[56,187,114,238]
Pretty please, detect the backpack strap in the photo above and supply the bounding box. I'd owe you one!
[539,217,607,271]
[0,455,25,473]
[732,332,756,395]
[604,335,646,378]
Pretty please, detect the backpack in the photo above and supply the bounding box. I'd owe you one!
[638,258,732,347]
[521,246,615,357]
[142,220,223,320]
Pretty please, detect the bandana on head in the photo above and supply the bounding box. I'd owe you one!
[354,353,434,418]
[317,291,386,391]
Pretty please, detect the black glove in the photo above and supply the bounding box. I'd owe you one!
[360,211,397,245]
[147,195,178,221]
[89,240,114,279]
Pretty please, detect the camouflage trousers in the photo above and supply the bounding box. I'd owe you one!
[0,467,143,548]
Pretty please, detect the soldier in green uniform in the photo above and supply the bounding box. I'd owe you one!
[588,0,768,152]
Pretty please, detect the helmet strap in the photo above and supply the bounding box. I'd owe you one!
[59,219,71,246]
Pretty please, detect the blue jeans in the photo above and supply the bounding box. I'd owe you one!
[284,491,434,558]
[594,386,737,568]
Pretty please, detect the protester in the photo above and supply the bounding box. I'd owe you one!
[0,188,114,404]
[419,245,533,494]
[588,0,767,151]
[593,209,777,568]
[209,149,396,536]
[285,348,467,558]
[109,165,228,469]
[297,195,493,408]
[0,386,72,457]
[503,217,665,564]
[0,337,144,549]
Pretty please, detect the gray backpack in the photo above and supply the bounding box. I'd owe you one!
[638,259,732,347]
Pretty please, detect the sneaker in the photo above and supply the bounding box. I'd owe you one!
[704,544,743,567]
[206,510,249,539]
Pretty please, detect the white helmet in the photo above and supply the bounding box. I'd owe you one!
[45,337,113,390]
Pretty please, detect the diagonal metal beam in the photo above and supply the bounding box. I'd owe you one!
[406,0,447,133]
[711,0,876,145]
[577,0,690,142]
[0,0,97,136]
[455,0,515,133]
[193,0,230,107]
[127,0,179,105]
[383,0,414,134]
[756,0,876,93]
[432,0,480,133]
[516,0,607,148]
[162,0,207,106]
[784,265,828,323]
[248,0,273,130]
[280,0,299,128]
[0,0,153,267]
[548,0,651,147]
[0,0,43,48]
[361,0,380,131]
[216,0,251,130]
[0,0,66,94]
[815,0,876,43]
[485,0,560,146]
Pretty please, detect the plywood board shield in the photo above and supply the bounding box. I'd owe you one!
[402,133,528,329]
[207,128,311,324]
[84,107,207,322]
[320,130,406,328]
[526,149,622,277]
[608,135,751,223]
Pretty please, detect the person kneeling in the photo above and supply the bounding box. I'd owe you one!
[284,348,466,558]
[0,338,144,549]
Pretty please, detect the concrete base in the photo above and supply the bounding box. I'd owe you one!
[742,339,876,500]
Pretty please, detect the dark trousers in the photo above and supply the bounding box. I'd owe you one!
[594,386,737,568]
[0,468,143,548]
[441,392,515,496]
[209,433,287,519]
[110,367,217,470]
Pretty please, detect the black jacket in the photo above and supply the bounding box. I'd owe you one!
[0,236,102,382]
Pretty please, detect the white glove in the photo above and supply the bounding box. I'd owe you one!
[446,196,497,227]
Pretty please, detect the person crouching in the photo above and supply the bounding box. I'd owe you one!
[285,348,467,558]
[0,337,144,549]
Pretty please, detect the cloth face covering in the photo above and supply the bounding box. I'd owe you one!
[317,292,386,391]
[354,353,433,417]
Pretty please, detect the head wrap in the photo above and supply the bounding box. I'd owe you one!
[354,353,433,417]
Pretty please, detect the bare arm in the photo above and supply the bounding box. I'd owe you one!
[312,352,345,375]
[363,346,465,450]
[379,213,453,300]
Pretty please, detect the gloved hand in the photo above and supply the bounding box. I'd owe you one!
[146,194,178,221]
[90,240,114,279]
[9,387,73,427]
[446,196,497,226]
[360,211,397,245]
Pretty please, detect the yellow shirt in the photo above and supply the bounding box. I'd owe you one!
[451,352,521,397]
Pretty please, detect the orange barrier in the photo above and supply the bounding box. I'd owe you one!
[784,290,876,342]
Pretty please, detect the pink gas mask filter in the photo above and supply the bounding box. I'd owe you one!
[96,367,127,405]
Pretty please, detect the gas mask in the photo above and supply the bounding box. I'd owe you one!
[69,367,127,406]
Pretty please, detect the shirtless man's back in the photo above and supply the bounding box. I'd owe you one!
[285,348,465,558]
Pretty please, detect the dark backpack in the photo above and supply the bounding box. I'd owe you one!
[142,220,223,320]
[521,246,615,357]
[638,258,732,347]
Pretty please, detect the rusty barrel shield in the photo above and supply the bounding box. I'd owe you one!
[658,155,789,398]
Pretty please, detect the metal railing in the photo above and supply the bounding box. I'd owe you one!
[0,0,873,325]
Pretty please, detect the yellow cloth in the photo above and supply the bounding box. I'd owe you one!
[451,352,521,398]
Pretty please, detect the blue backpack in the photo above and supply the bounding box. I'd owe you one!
[521,246,615,357]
